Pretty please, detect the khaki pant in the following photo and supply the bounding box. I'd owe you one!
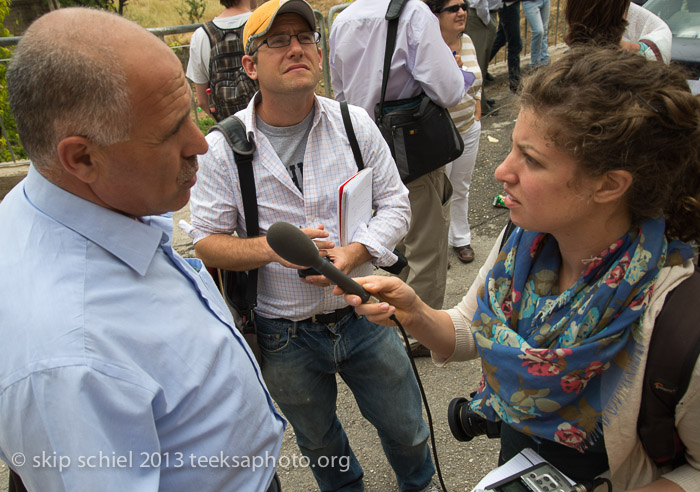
[397,167,452,310]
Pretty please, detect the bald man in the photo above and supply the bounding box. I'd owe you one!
[0,8,284,492]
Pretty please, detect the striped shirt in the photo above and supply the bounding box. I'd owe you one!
[190,95,411,320]
[448,35,483,133]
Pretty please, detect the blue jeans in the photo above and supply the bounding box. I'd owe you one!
[256,311,435,492]
[522,0,550,66]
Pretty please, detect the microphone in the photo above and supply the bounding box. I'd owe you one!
[266,221,371,303]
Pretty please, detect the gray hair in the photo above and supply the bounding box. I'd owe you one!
[7,11,132,169]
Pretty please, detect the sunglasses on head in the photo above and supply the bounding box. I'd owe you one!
[439,3,468,13]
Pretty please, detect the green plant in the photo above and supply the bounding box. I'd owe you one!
[50,0,130,15]
[196,112,216,135]
[177,0,206,24]
[0,0,26,162]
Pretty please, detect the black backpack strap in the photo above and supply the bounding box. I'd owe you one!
[638,266,700,468]
[377,0,408,119]
[499,219,517,251]
[340,101,364,171]
[209,116,258,308]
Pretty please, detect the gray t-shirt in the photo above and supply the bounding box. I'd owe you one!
[256,110,314,193]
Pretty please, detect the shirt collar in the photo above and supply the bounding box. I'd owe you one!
[24,165,166,276]
[242,93,325,141]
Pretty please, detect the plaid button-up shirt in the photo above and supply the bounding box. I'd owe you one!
[191,95,410,320]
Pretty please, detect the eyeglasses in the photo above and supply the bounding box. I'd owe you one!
[251,31,321,55]
[439,3,468,14]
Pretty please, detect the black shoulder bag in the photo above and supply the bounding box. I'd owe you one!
[373,0,464,184]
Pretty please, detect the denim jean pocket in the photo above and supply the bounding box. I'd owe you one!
[256,319,293,353]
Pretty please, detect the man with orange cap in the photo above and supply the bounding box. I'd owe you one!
[190,1,439,491]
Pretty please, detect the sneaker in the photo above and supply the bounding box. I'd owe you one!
[417,478,443,492]
[484,71,495,82]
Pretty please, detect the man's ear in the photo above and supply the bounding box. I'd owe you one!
[242,54,258,80]
[317,46,323,71]
[56,136,100,184]
[593,169,633,204]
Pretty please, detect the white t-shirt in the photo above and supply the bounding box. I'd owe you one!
[186,12,252,84]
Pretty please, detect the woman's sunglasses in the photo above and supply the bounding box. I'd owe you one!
[439,3,468,14]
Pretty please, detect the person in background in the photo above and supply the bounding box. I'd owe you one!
[565,0,671,63]
[330,0,473,359]
[338,47,700,491]
[1,7,284,492]
[186,0,254,119]
[427,0,483,265]
[466,0,502,112]
[488,0,522,93]
[521,0,550,69]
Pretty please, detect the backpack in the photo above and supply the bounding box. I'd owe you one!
[202,21,257,122]
[499,220,700,469]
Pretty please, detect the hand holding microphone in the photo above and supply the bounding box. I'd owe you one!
[266,222,371,303]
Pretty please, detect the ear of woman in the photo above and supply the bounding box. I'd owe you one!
[592,169,633,204]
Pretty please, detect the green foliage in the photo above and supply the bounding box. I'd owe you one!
[176,0,206,24]
[196,113,216,135]
[51,0,130,15]
[0,0,26,162]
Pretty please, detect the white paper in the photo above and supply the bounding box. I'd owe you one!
[338,168,372,246]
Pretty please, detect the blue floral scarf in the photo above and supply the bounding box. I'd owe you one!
[469,216,693,451]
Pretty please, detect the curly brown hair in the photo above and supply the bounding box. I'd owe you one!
[519,47,700,243]
[564,0,630,47]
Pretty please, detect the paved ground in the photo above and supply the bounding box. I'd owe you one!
[0,64,520,492]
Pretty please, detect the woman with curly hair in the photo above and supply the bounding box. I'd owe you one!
[338,47,700,491]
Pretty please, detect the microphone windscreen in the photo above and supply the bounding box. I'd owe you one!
[267,222,322,267]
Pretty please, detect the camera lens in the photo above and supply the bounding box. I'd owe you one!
[447,397,501,442]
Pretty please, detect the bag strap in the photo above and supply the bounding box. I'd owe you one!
[209,116,258,308]
[340,101,364,171]
[377,0,408,119]
[498,219,517,251]
[638,265,700,468]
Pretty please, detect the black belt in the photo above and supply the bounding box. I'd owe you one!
[299,305,354,325]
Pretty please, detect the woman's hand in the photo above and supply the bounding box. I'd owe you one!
[333,275,421,326]
[333,276,457,358]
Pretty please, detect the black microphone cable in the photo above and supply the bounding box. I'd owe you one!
[390,314,448,492]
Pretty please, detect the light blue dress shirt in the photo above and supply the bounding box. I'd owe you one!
[0,167,285,491]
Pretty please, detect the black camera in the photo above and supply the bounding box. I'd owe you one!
[447,397,501,442]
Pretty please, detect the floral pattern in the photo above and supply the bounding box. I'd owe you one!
[469,217,693,450]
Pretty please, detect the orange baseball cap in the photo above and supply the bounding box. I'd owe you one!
[243,0,317,50]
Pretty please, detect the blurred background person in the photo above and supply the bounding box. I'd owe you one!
[427,0,483,265]
[522,0,550,68]
[488,0,522,93]
[466,0,502,113]
[565,0,671,63]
